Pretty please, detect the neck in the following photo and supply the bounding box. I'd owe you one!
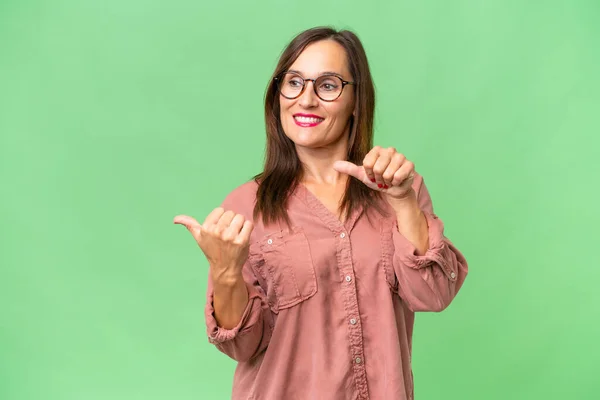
[296,135,349,186]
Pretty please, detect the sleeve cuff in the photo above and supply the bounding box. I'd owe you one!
[392,211,458,281]
[205,281,263,344]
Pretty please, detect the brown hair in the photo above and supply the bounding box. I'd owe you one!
[253,26,386,227]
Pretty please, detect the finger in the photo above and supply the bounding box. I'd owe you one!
[391,161,415,186]
[372,149,394,188]
[333,160,370,185]
[173,215,201,228]
[362,147,381,183]
[203,207,226,226]
[222,214,246,240]
[173,215,203,241]
[214,210,236,236]
[235,220,254,245]
[383,153,405,187]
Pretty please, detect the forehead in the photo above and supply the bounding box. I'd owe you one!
[289,40,350,78]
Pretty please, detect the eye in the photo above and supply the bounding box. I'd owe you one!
[319,79,339,92]
[283,73,304,89]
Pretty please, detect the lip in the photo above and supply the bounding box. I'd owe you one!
[293,113,324,127]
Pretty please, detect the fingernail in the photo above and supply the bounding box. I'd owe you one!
[377,184,383,188]
[383,185,389,189]
[370,178,376,183]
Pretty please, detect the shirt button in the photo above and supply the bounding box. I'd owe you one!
[355,357,362,364]
[340,232,346,238]
[345,275,352,282]
[350,318,357,325]
[450,272,456,278]
[267,239,273,245]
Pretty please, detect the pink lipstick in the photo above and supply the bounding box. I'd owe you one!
[293,113,324,127]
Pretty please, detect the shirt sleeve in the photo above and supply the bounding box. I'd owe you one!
[391,175,469,312]
[205,259,273,362]
[203,182,273,362]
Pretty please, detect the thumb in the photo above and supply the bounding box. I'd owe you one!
[333,160,368,183]
[173,215,202,238]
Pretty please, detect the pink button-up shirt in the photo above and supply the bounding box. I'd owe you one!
[205,173,468,400]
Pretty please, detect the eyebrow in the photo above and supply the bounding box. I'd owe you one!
[287,69,344,77]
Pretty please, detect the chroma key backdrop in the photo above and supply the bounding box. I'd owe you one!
[1,1,599,399]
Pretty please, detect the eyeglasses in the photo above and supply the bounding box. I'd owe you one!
[274,72,355,102]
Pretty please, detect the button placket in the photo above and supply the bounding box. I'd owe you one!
[336,229,369,398]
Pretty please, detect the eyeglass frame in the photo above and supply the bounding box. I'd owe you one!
[273,71,356,102]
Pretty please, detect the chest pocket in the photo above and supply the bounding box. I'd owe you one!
[249,227,318,313]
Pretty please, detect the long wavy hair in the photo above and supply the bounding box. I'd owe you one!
[253,26,385,227]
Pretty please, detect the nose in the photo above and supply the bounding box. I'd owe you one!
[298,80,319,108]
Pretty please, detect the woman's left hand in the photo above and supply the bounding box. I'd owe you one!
[333,146,416,200]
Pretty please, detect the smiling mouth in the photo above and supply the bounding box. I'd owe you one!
[293,115,324,127]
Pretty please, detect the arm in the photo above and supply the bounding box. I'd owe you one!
[388,176,468,312]
[211,266,249,330]
[203,185,273,362]
[205,258,273,362]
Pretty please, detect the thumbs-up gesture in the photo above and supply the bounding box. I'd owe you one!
[333,146,416,200]
[173,208,254,285]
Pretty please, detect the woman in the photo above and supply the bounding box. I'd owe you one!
[174,27,468,400]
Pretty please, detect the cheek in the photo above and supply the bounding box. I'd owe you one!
[326,103,353,125]
[279,100,296,134]
[330,93,354,121]
[279,100,294,118]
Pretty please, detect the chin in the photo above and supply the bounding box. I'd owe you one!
[287,128,321,145]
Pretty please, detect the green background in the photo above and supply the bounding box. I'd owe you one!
[1,0,599,399]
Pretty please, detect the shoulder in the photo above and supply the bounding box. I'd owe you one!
[412,171,425,192]
[412,171,435,212]
[219,179,259,219]
[220,179,270,241]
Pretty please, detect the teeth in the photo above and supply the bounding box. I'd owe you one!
[295,116,323,124]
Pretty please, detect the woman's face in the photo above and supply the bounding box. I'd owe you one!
[279,40,355,152]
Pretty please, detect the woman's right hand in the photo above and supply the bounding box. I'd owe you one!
[173,208,254,286]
